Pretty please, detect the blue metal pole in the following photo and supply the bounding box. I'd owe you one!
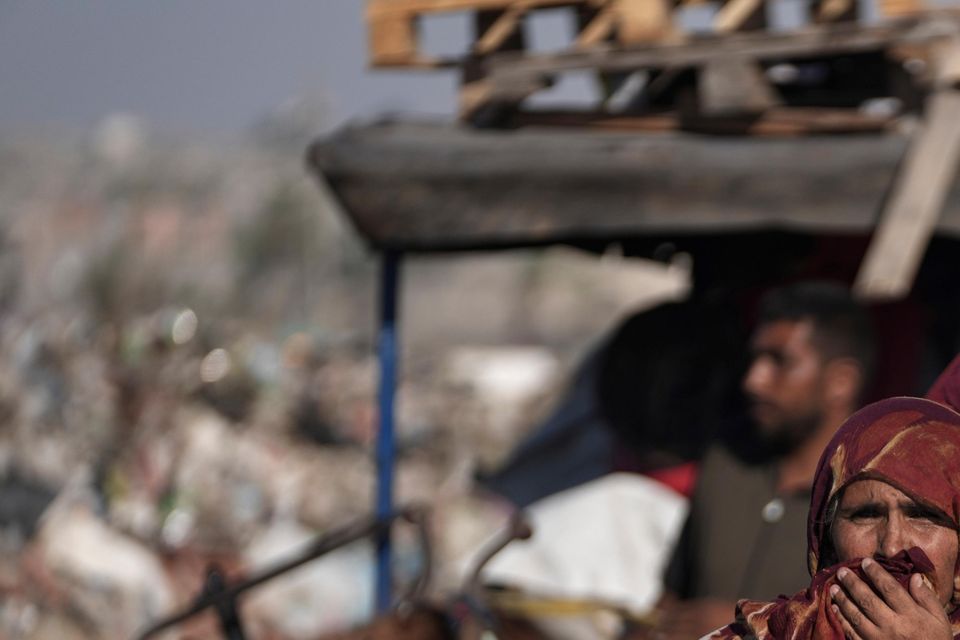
[375,251,401,613]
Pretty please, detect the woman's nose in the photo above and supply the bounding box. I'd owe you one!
[878,515,907,558]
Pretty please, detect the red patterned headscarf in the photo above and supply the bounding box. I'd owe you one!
[707,396,960,640]
[928,353,960,413]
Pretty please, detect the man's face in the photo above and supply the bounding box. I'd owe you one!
[742,319,826,454]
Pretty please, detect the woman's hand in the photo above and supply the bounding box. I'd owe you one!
[829,557,952,640]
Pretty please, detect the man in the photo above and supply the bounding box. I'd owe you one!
[655,282,876,639]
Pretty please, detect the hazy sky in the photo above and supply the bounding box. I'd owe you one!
[0,1,464,135]
[0,0,898,136]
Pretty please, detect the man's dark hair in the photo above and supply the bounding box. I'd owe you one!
[757,281,876,380]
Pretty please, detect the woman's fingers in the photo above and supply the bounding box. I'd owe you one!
[832,603,866,640]
[831,563,952,640]
[835,566,889,627]
[908,572,947,617]
[830,579,880,637]
[860,558,914,614]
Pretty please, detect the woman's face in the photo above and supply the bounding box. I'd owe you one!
[831,479,959,608]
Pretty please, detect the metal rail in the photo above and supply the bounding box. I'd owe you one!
[376,251,402,611]
[135,506,429,640]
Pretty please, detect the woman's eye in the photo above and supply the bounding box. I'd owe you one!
[904,507,947,524]
[848,507,882,520]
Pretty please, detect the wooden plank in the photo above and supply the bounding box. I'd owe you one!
[367,0,584,18]
[576,5,617,47]
[854,89,960,300]
[814,0,857,22]
[714,0,766,33]
[368,0,521,17]
[483,18,943,80]
[460,77,497,116]
[879,0,925,17]
[367,0,599,67]
[935,36,960,82]
[475,4,528,54]
[508,106,892,134]
[368,15,420,66]
[615,0,677,44]
[459,70,549,118]
[472,16,955,113]
[475,7,527,52]
[306,122,960,252]
[577,0,681,50]
[698,56,779,115]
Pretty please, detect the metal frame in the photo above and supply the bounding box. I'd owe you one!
[375,251,402,611]
[134,506,428,638]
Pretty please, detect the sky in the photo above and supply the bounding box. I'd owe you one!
[0,1,465,135]
[0,0,902,137]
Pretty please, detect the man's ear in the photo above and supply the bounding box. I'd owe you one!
[823,358,863,409]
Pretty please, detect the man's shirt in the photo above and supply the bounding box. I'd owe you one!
[664,444,812,601]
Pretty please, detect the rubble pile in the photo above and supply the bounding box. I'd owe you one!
[0,309,564,638]
[0,130,685,638]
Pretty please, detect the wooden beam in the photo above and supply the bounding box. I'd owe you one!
[366,0,603,67]
[935,36,960,83]
[368,14,420,66]
[459,69,548,119]
[475,4,528,54]
[615,0,677,44]
[814,0,857,23]
[714,0,766,33]
[484,18,947,81]
[367,0,584,18]
[476,7,527,52]
[507,106,893,134]
[576,4,618,47]
[698,56,779,115]
[855,38,960,300]
[878,0,925,17]
[854,89,960,299]
[309,122,954,253]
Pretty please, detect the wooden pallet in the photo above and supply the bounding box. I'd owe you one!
[367,0,592,67]
[362,1,960,302]
[364,0,916,68]
[365,0,948,124]
[472,16,953,117]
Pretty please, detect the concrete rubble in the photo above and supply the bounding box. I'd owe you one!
[0,312,571,639]
[0,131,688,638]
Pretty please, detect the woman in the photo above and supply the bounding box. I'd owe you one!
[706,396,960,640]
